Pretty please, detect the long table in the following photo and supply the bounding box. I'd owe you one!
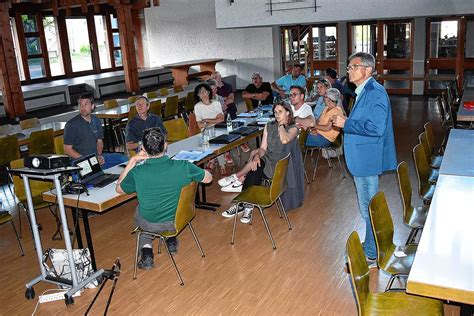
[5,121,66,146]
[42,124,264,269]
[458,87,474,122]
[162,58,223,87]
[407,129,474,309]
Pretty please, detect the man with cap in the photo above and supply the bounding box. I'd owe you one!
[242,72,273,108]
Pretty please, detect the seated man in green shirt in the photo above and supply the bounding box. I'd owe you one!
[116,127,212,270]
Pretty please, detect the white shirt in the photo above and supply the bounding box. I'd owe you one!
[291,102,314,119]
[194,100,223,122]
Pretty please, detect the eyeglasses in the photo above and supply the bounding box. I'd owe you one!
[289,93,301,98]
[346,64,368,71]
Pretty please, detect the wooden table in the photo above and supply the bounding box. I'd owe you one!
[458,88,474,122]
[439,129,474,177]
[163,58,223,87]
[407,129,474,310]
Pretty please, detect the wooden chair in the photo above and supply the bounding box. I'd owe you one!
[163,118,189,143]
[132,182,204,285]
[128,96,138,104]
[244,98,254,112]
[28,129,55,155]
[304,133,346,182]
[0,211,24,256]
[369,191,418,291]
[159,87,169,96]
[128,105,137,120]
[104,99,119,109]
[412,144,436,204]
[54,135,64,155]
[187,113,200,136]
[174,85,184,93]
[0,135,20,202]
[149,100,162,117]
[396,161,429,245]
[423,122,445,159]
[418,132,442,173]
[20,118,40,130]
[346,231,444,315]
[163,95,179,119]
[230,154,292,249]
[144,91,158,99]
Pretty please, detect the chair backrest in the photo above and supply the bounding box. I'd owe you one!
[184,91,195,113]
[0,135,20,165]
[20,118,40,130]
[445,85,454,104]
[396,161,414,227]
[104,99,119,109]
[164,95,179,118]
[174,182,198,233]
[244,98,254,112]
[54,135,64,155]
[174,85,184,93]
[418,132,432,166]
[413,144,431,195]
[187,113,200,136]
[144,91,158,99]
[128,105,137,120]
[435,96,446,124]
[159,87,169,96]
[346,231,370,315]
[128,95,138,104]
[163,118,189,143]
[10,158,54,203]
[369,191,395,267]
[423,122,435,154]
[28,129,55,155]
[149,100,162,117]
[269,153,291,202]
[298,128,309,153]
[0,124,12,135]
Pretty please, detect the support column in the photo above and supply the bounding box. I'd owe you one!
[116,3,139,94]
[0,2,25,119]
[412,17,426,95]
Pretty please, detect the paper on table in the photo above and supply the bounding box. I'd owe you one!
[237,112,257,117]
[172,150,213,162]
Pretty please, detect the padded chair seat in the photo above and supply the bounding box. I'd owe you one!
[232,185,273,207]
[379,244,417,276]
[430,155,443,169]
[364,292,444,316]
[406,205,429,229]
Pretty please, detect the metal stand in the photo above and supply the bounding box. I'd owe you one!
[8,167,104,306]
[85,258,121,315]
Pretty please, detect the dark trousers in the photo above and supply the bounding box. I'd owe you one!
[243,160,269,190]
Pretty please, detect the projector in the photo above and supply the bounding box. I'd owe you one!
[25,154,71,169]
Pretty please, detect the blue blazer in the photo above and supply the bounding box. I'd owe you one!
[343,77,397,177]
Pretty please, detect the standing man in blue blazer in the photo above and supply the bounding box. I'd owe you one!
[332,52,397,265]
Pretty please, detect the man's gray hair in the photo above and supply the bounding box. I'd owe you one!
[348,52,375,69]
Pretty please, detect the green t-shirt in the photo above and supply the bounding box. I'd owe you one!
[120,156,205,223]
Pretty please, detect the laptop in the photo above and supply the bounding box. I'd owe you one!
[73,154,119,188]
[208,133,241,144]
[229,126,259,136]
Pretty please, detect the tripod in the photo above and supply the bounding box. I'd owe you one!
[85,258,121,315]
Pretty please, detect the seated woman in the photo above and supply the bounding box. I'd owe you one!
[193,83,227,174]
[305,88,345,148]
[218,102,299,224]
[309,78,332,120]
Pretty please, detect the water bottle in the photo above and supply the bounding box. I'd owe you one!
[202,122,210,146]
[257,100,263,118]
[226,113,232,132]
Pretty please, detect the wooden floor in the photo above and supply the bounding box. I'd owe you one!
[0,95,460,315]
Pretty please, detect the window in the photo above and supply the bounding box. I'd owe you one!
[94,15,111,69]
[430,20,458,58]
[351,24,377,57]
[10,18,25,80]
[66,17,93,72]
[110,15,122,67]
[384,22,411,58]
[43,16,64,76]
[312,26,337,60]
[22,15,46,79]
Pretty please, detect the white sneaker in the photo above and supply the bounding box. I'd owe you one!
[218,174,238,187]
[221,180,243,193]
[221,204,244,218]
[240,206,253,224]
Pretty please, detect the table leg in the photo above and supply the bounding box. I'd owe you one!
[195,182,220,211]
[71,207,84,249]
[81,210,97,272]
[102,118,110,152]
[108,118,116,152]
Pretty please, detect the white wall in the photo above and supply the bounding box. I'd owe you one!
[144,0,277,89]
[215,0,474,29]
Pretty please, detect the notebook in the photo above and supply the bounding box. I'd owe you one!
[73,154,119,188]
[208,134,241,144]
[229,126,260,136]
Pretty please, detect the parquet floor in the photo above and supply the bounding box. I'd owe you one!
[0,95,460,315]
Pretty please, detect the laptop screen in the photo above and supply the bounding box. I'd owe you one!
[73,154,103,181]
